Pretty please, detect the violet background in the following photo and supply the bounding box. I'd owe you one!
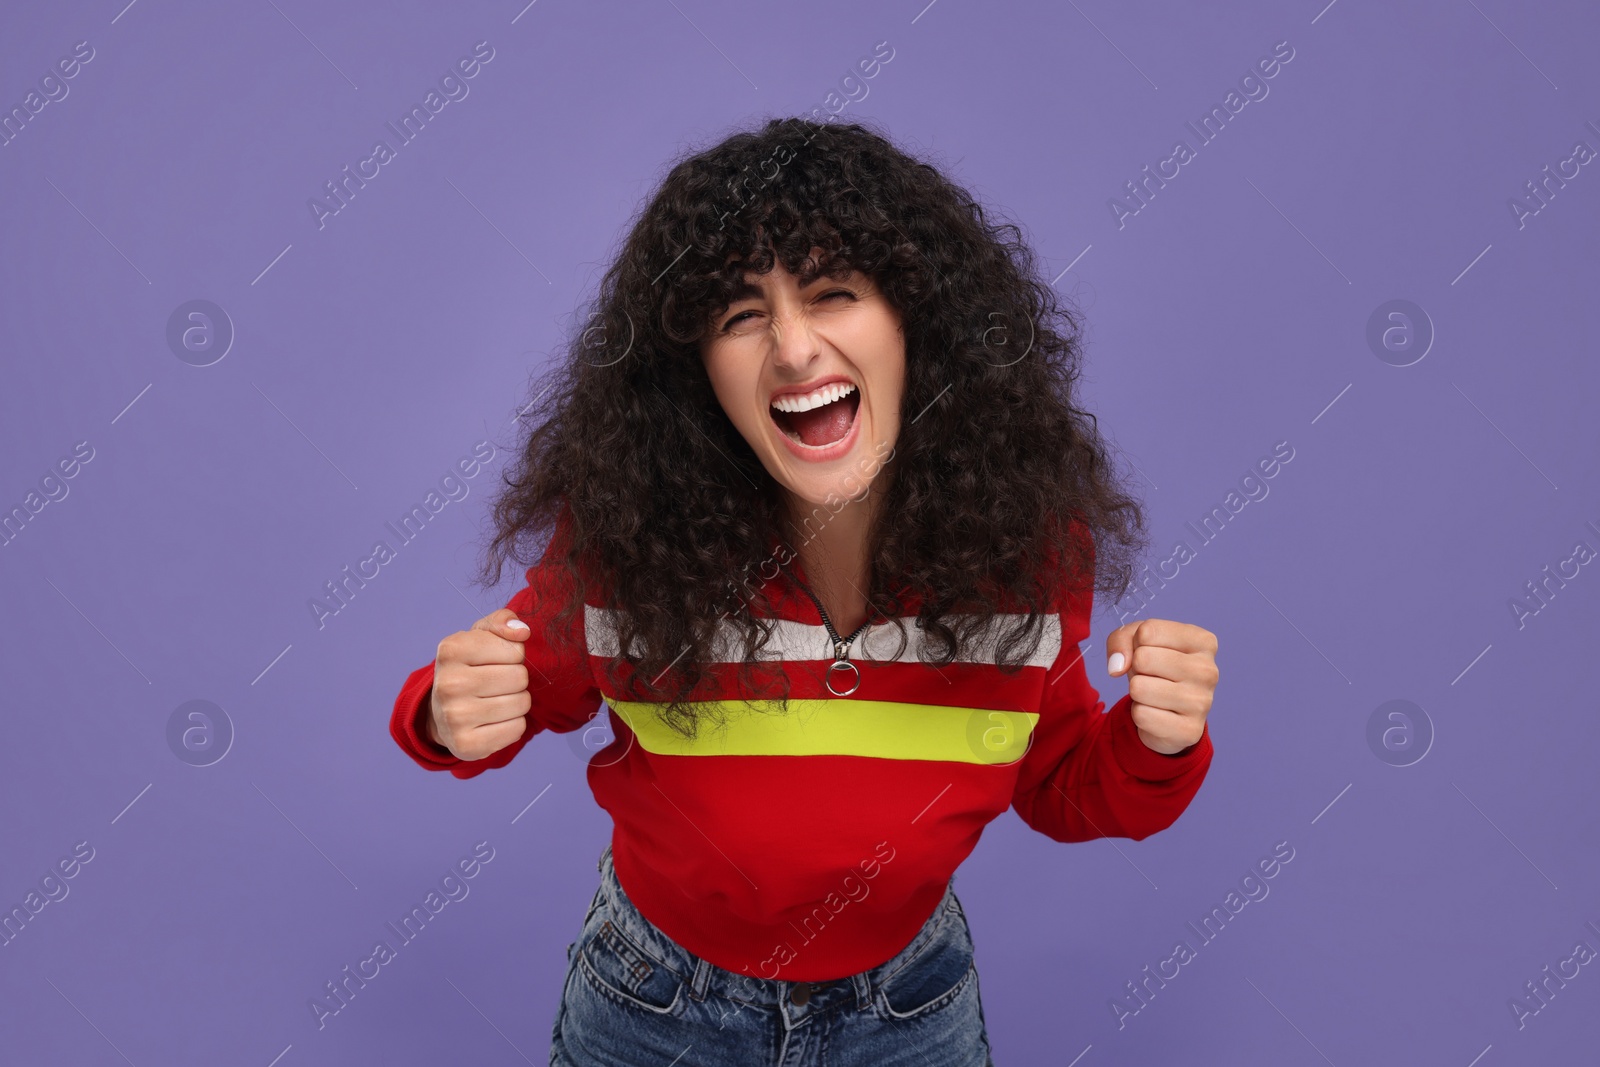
[2,0,1598,1063]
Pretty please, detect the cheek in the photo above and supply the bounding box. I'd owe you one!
[853,322,905,408]
[705,358,765,436]
[702,357,738,410]
[734,398,765,438]
[877,348,907,413]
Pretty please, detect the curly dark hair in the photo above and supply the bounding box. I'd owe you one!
[472,114,1150,738]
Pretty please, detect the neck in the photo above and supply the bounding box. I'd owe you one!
[781,486,883,633]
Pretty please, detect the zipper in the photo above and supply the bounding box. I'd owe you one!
[788,569,870,697]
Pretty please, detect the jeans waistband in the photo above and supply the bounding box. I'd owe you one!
[591,842,961,1018]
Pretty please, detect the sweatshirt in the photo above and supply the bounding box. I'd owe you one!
[389,513,1213,981]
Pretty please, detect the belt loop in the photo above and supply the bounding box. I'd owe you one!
[688,956,712,1002]
[851,971,872,1011]
[598,849,617,913]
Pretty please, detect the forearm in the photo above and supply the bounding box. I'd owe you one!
[1015,695,1213,842]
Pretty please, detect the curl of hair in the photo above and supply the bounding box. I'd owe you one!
[473,115,1149,739]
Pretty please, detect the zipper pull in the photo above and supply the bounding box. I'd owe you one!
[826,629,867,697]
[826,649,861,697]
[789,564,866,696]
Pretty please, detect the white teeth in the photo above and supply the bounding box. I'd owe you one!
[771,382,856,413]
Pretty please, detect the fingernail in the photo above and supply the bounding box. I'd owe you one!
[507,619,529,631]
[1107,652,1125,674]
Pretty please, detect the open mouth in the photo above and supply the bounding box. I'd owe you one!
[770,382,861,449]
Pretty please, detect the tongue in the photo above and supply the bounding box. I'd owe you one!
[789,396,854,447]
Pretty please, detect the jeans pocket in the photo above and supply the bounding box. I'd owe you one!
[876,898,977,1020]
[575,913,685,1016]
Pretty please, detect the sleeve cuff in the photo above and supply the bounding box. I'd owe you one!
[1107,694,1212,782]
[394,679,462,770]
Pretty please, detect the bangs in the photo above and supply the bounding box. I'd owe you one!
[654,134,897,343]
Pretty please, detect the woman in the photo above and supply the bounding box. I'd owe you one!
[389,115,1219,1066]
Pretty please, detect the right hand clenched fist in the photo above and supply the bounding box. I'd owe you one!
[428,608,533,761]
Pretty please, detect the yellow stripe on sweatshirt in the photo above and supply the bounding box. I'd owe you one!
[603,697,1039,765]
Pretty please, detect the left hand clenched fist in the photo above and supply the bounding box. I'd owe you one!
[1105,618,1217,755]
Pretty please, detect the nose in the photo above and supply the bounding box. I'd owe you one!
[769,303,823,376]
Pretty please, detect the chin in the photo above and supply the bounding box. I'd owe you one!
[779,468,878,509]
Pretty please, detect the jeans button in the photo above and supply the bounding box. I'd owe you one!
[790,981,834,1006]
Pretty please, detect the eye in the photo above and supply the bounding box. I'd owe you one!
[717,290,855,333]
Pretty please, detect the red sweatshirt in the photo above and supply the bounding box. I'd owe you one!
[389,517,1213,981]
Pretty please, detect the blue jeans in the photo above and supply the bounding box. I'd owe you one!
[550,844,996,1066]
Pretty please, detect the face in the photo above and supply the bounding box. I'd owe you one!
[699,251,905,512]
